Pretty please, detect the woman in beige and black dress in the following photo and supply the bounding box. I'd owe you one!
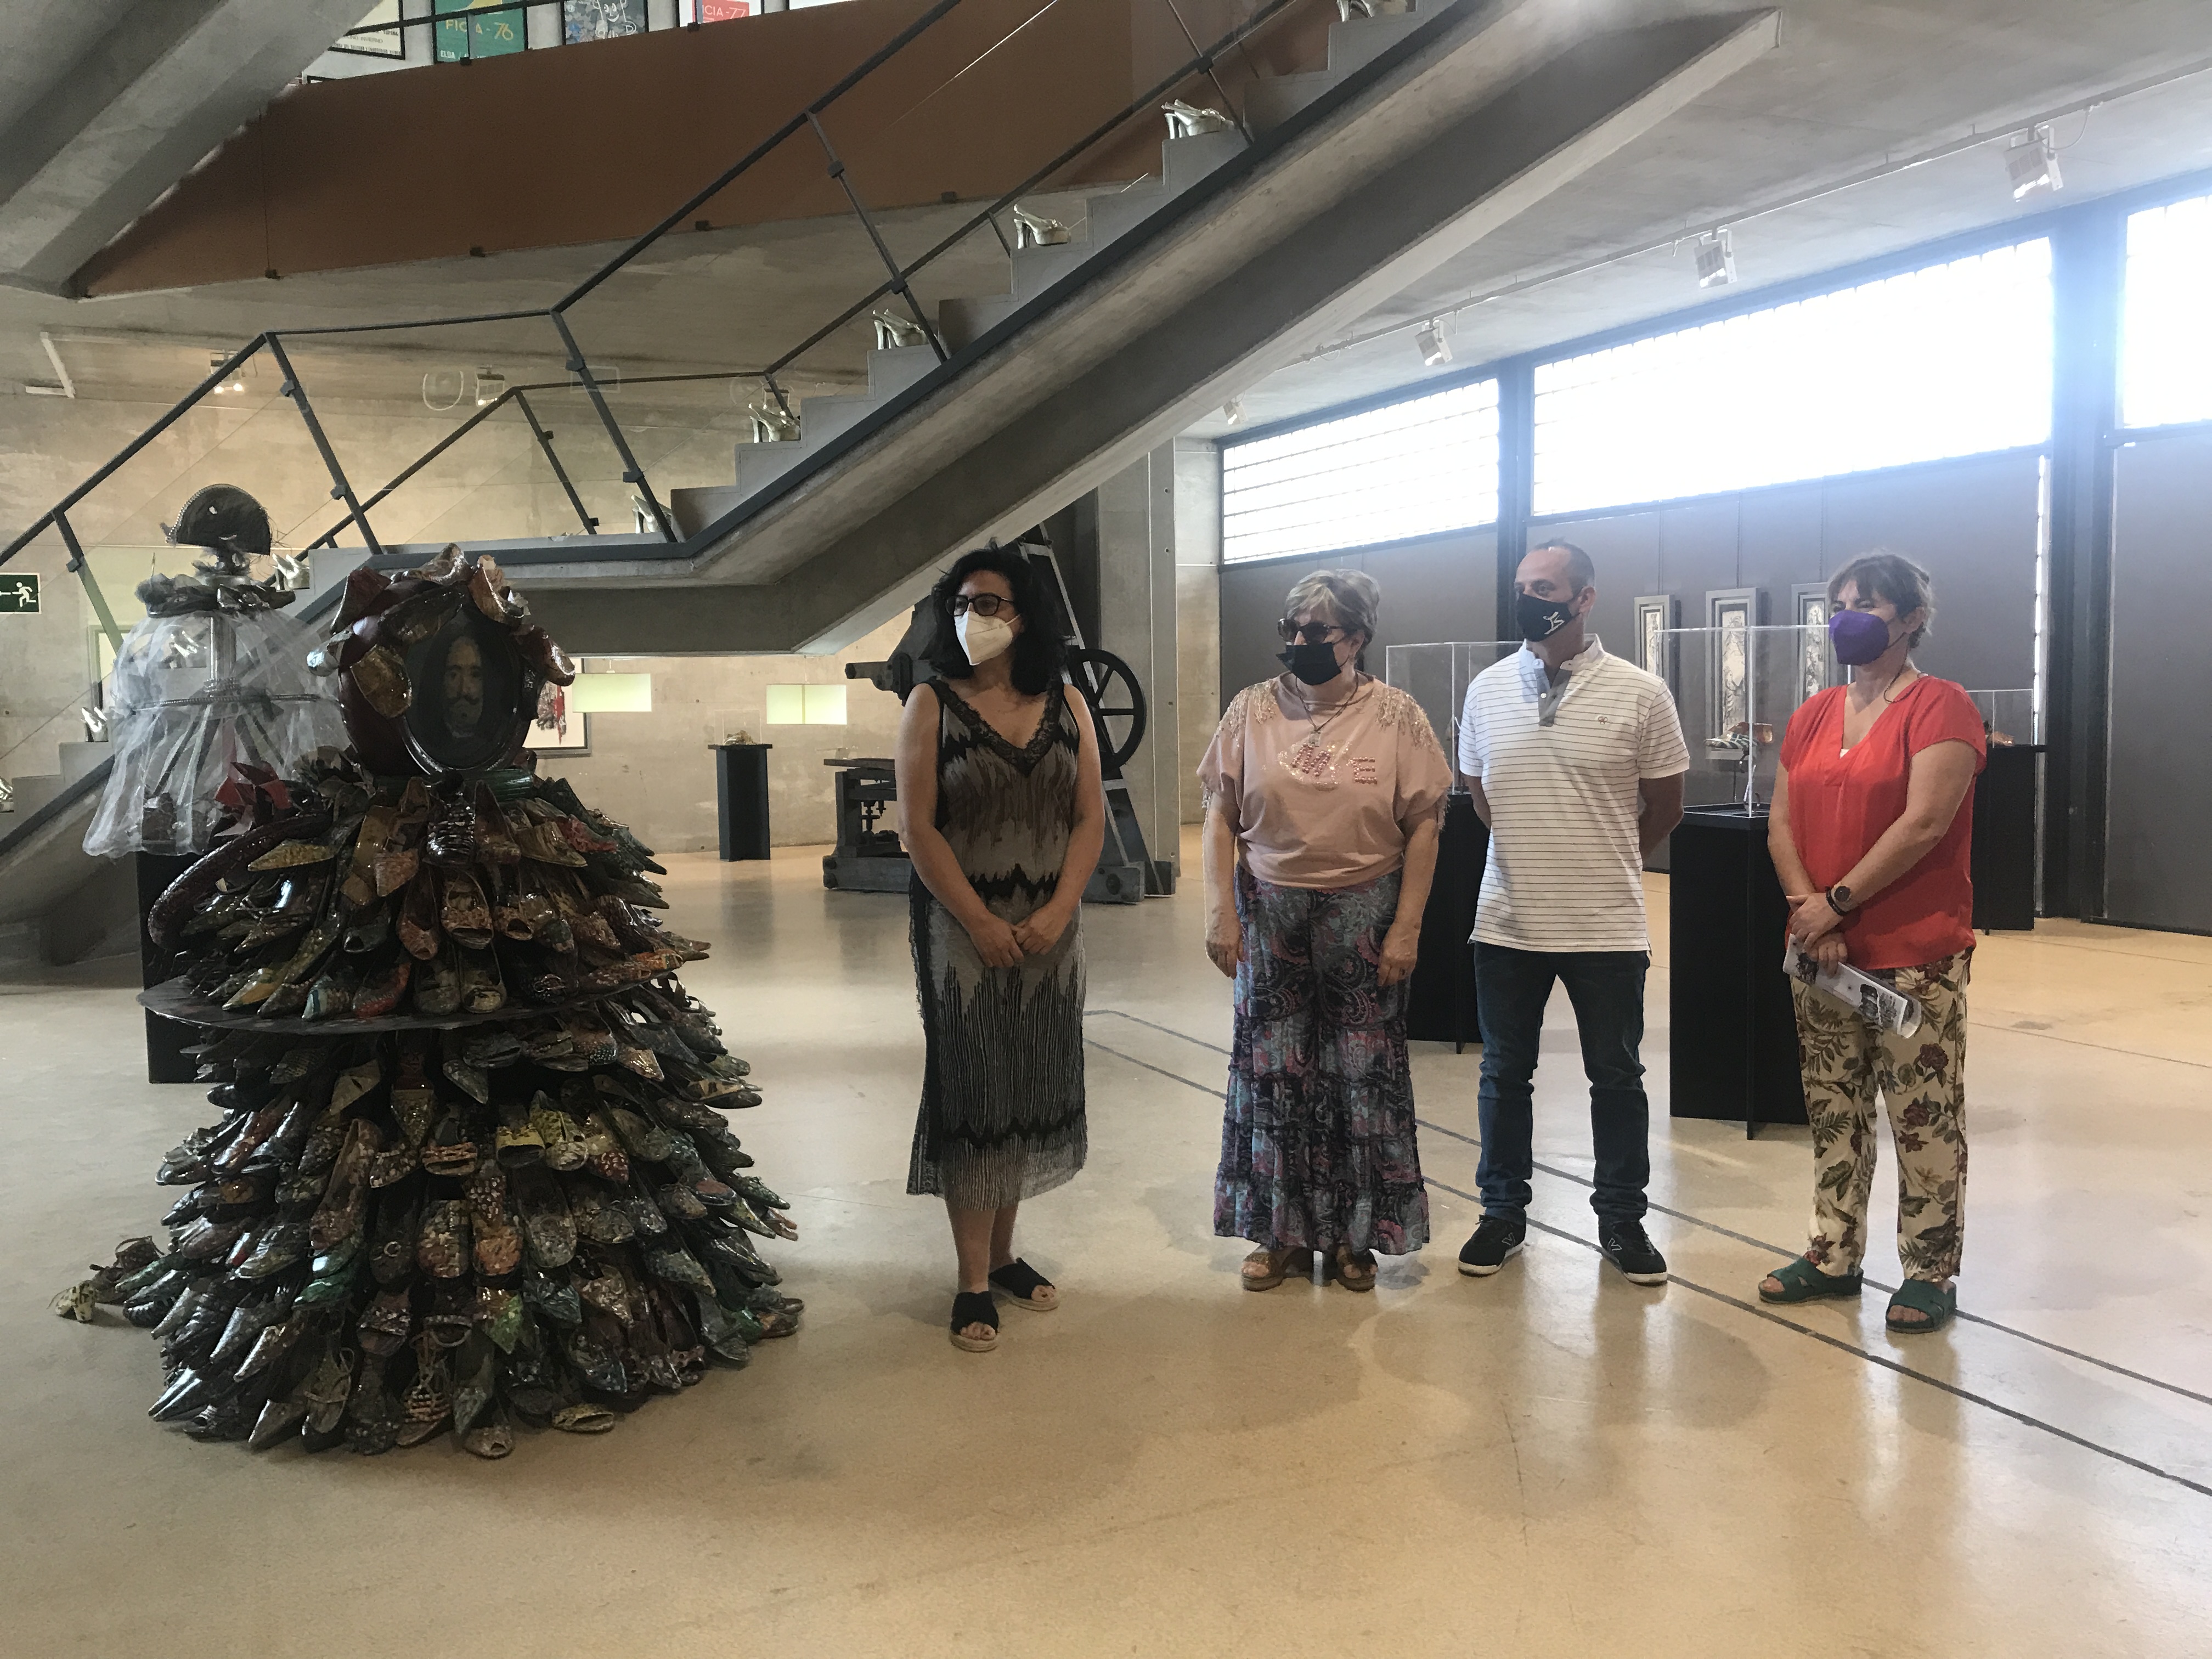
[896,547,1105,1352]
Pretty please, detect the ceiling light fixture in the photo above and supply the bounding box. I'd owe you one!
[2006,126,2063,200]
[210,352,246,394]
[1221,398,1246,427]
[1693,227,1736,289]
[1414,318,1453,366]
[473,367,505,405]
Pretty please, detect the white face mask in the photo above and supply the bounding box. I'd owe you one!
[957,611,1014,666]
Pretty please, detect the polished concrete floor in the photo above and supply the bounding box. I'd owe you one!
[4,833,2210,1657]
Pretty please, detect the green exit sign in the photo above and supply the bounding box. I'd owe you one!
[0,573,39,614]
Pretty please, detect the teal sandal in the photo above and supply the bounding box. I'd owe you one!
[1758,1257,1863,1305]
[1885,1279,1956,1334]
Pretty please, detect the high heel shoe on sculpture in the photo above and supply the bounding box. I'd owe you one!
[67,549,801,1459]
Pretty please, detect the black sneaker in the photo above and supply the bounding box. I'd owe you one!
[1598,1220,1668,1285]
[1457,1215,1526,1277]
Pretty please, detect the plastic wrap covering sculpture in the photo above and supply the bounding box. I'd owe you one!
[84,486,345,858]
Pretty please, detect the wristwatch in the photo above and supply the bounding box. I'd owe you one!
[1826,884,1857,916]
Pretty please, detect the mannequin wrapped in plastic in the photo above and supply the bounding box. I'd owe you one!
[83,486,346,859]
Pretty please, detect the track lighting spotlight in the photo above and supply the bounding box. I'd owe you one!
[210,352,246,394]
[2006,127,2062,200]
[1694,228,1736,289]
[1414,318,1452,367]
[1221,398,1246,427]
[473,368,505,405]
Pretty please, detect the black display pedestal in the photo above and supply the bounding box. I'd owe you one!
[1971,744,2041,931]
[1407,793,1488,1047]
[136,850,198,1084]
[712,743,772,861]
[1668,806,1806,1135]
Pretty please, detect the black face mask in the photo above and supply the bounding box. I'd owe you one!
[1277,642,1345,685]
[1515,590,1578,642]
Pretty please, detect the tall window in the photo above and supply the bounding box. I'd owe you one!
[2120,191,2212,430]
[1221,379,1500,565]
[1532,239,2054,517]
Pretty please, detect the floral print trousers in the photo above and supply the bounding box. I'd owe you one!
[1789,952,1971,1282]
[1214,866,1430,1256]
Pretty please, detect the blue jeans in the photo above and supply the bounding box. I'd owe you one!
[1473,943,1651,1223]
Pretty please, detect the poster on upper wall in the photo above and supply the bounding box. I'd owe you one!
[336,0,404,58]
[565,0,646,42]
[689,0,753,19]
[436,0,526,61]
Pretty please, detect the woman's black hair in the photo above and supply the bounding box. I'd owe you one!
[927,545,1067,697]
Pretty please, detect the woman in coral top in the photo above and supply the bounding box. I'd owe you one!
[1759,553,1985,1334]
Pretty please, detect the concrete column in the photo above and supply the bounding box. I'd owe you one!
[1172,438,1221,825]
[1093,445,1180,884]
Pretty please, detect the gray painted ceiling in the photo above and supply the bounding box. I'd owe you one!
[2,0,2209,445]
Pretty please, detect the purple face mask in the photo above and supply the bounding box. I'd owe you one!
[1829,608,1894,666]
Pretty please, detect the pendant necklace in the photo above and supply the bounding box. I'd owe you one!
[1279,674,1367,789]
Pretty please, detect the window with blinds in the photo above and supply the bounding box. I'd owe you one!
[2121,191,2212,430]
[1221,379,1500,565]
[1532,238,2054,516]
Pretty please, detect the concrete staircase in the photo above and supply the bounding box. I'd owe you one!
[470,0,1778,658]
[664,5,1431,544]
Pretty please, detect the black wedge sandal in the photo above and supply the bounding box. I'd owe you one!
[988,1258,1058,1312]
[949,1290,1000,1353]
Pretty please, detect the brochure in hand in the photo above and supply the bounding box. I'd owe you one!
[1782,940,1924,1037]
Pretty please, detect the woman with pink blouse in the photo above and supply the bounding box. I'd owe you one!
[1198,570,1452,1293]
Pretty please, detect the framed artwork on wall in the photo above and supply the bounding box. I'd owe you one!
[436,0,526,61]
[565,0,646,42]
[1792,583,1839,708]
[1633,594,1677,691]
[1703,586,1760,751]
[335,0,405,58]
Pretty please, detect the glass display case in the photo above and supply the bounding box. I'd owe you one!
[1965,687,2038,747]
[1387,625,1832,810]
[1655,623,1829,812]
[1381,640,1518,760]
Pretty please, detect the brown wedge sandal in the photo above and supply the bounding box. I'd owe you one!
[1331,1244,1378,1293]
[1240,1246,1317,1291]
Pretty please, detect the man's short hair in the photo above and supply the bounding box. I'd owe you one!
[1528,539,1595,596]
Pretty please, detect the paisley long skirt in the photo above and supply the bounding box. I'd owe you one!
[1214,865,1430,1255]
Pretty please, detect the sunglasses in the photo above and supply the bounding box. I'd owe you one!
[1276,618,1347,645]
[950,594,1017,618]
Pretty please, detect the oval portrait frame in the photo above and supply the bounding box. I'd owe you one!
[400,607,536,778]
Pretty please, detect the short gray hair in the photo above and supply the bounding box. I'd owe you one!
[1528,539,1595,595]
[1283,568,1380,642]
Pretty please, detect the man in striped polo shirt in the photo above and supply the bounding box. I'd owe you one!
[1454,541,1689,1284]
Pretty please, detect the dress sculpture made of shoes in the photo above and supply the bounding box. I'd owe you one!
[66,546,800,1459]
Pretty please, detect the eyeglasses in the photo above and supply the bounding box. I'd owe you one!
[1277,618,1347,645]
[951,594,1017,618]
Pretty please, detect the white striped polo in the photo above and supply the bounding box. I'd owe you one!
[1456,635,1689,953]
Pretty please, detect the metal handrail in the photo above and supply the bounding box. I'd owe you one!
[2,0,1322,579]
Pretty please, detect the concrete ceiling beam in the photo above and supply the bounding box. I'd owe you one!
[0,0,368,292]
